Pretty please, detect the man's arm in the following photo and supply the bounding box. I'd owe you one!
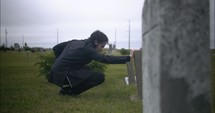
[90,50,131,64]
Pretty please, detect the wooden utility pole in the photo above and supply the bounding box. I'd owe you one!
[5,29,8,47]
[0,30,1,46]
[128,20,131,50]
[210,0,215,49]
[114,28,116,48]
[22,35,25,47]
[57,29,59,44]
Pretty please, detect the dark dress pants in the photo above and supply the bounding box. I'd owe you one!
[62,67,105,95]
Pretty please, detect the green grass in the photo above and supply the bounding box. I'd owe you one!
[1,50,214,113]
[0,51,142,113]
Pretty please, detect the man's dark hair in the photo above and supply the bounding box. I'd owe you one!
[89,30,109,44]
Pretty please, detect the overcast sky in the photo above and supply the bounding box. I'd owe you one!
[0,0,144,49]
[1,0,214,49]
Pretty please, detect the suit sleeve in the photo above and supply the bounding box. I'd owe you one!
[89,50,130,64]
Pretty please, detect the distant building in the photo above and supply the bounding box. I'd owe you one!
[14,43,20,51]
[109,44,113,54]
[113,44,116,50]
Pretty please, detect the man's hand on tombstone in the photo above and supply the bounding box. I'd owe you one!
[130,49,135,59]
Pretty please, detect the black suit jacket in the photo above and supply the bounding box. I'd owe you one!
[49,39,130,87]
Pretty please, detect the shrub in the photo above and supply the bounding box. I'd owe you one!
[0,45,9,52]
[88,60,107,73]
[35,52,55,79]
[119,48,130,55]
[35,52,107,79]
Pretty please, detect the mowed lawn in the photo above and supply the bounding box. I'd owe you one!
[0,51,142,113]
[1,50,214,113]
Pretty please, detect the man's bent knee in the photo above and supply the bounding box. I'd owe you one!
[94,72,105,84]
